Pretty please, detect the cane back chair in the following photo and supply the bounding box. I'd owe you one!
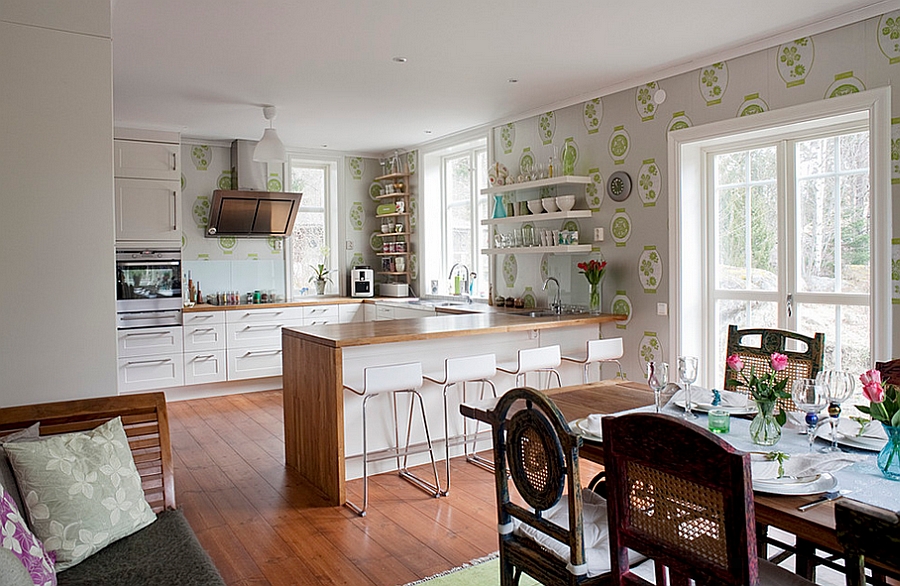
[602,413,815,586]
[835,499,900,586]
[489,386,616,585]
[724,325,825,413]
[875,359,900,387]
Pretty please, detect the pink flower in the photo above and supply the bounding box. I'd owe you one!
[726,354,744,372]
[860,369,882,387]
[770,353,788,372]
[860,369,885,403]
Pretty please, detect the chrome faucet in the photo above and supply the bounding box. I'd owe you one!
[543,277,561,315]
[448,263,472,303]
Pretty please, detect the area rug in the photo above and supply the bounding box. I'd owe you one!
[401,553,540,586]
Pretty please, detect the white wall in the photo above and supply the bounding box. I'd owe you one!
[0,0,117,406]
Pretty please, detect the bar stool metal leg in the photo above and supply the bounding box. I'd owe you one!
[398,389,441,497]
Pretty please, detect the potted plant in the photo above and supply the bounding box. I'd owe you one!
[309,247,333,296]
[726,353,790,446]
[858,369,900,480]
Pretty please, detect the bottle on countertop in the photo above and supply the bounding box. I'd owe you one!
[195,281,201,304]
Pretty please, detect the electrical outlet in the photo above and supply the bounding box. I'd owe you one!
[594,227,605,242]
[657,303,668,316]
[273,239,283,251]
[345,240,354,250]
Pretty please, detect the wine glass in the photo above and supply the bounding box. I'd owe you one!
[790,378,827,452]
[816,370,856,453]
[678,356,699,420]
[647,361,669,413]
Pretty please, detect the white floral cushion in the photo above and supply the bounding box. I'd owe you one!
[0,480,56,586]
[3,417,157,571]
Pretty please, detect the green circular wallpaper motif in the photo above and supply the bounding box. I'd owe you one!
[181,173,186,191]
[522,287,536,309]
[610,210,632,245]
[192,196,210,228]
[217,171,234,190]
[191,145,211,170]
[349,157,364,180]
[267,237,280,253]
[637,160,661,207]
[409,253,419,280]
[583,99,602,134]
[407,151,417,174]
[824,73,865,99]
[776,38,813,87]
[892,122,900,182]
[349,201,364,231]
[538,112,555,145]
[500,123,516,154]
[737,94,768,117]
[610,293,632,327]
[350,252,364,269]
[638,247,662,293]
[369,181,382,201]
[561,220,579,233]
[667,112,693,133]
[409,197,418,230]
[519,149,535,176]
[218,236,237,253]
[639,332,662,364]
[878,11,900,63]
[561,140,578,176]
[502,254,517,288]
[635,82,659,121]
[370,232,383,252]
[267,175,283,191]
[586,169,603,210]
[540,254,551,282]
[608,127,630,164]
[699,62,728,106]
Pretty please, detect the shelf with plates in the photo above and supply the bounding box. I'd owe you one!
[375,172,412,284]
[480,174,592,195]
[481,244,592,255]
[481,209,592,226]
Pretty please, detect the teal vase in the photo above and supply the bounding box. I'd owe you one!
[493,195,507,219]
[877,424,900,481]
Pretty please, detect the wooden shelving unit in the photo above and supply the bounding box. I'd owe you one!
[374,172,412,283]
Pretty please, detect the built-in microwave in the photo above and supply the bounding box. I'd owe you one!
[116,250,182,328]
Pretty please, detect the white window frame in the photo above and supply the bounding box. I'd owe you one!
[284,152,340,298]
[668,88,891,387]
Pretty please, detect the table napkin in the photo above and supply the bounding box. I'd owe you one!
[751,452,867,481]
[671,386,748,408]
[581,413,603,435]
[835,417,888,440]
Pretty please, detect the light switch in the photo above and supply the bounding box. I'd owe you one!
[657,303,668,316]
[594,227,605,242]
[345,240,354,250]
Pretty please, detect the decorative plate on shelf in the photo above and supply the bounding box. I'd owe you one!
[607,171,632,202]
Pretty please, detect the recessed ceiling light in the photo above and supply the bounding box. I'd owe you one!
[424,130,433,134]
[321,144,328,148]
[392,57,408,63]
[507,78,518,83]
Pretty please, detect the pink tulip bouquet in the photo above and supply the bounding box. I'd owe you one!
[726,352,791,426]
[858,369,900,427]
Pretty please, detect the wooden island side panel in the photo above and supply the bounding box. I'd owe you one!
[282,331,345,504]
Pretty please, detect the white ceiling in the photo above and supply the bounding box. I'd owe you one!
[111,0,897,156]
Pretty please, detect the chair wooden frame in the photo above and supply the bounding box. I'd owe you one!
[875,359,900,387]
[488,386,605,586]
[724,325,825,413]
[0,392,175,512]
[603,412,759,586]
[835,499,900,586]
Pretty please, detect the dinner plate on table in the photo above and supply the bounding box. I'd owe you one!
[752,472,838,496]
[814,421,887,452]
[673,398,758,416]
[568,418,603,441]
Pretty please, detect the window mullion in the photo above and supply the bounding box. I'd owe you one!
[780,140,794,331]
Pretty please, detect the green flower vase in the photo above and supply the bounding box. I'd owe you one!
[749,400,782,446]
[877,424,900,481]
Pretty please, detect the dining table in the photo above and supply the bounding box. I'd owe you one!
[460,379,900,579]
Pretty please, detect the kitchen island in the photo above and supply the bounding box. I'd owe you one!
[282,311,624,505]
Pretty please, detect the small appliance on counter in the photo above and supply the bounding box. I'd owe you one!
[380,283,409,297]
[350,266,374,298]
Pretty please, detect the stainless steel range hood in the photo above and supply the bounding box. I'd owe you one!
[205,141,302,237]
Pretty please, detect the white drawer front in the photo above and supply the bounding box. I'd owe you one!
[375,305,393,321]
[117,353,184,392]
[118,327,183,358]
[339,304,365,323]
[183,350,227,385]
[226,307,304,325]
[227,347,282,380]
[183,322,225,352]
[182,311,224,326]
[225,319,303,349]
[302,305,338,320]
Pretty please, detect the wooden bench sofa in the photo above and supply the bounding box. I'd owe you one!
[0,392,226,586]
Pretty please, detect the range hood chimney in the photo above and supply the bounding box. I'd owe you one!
[205,140,302,238]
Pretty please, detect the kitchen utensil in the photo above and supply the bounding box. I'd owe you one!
[797,490,850,511]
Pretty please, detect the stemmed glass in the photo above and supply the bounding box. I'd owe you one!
[647,361,669,413]
[790,378,827,452]
[816,370,856,453]
[678,356,699,420]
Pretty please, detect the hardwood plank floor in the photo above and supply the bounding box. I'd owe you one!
[170,389,585,586]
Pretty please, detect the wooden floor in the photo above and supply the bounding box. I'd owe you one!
[170,389,589,586]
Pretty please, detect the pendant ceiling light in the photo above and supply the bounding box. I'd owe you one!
[253,105,286,163]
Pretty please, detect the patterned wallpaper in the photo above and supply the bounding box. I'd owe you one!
[490,10,900,379]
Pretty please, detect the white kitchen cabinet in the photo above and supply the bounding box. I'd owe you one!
[117,352,184,393]
[114,139,180,181]
[224,307,303,381]
[183,311,225,352]
[115,178,181,245]
[227,347,283,381]
[339,304,365,323]
[183,350,226,385]
[364,303,378,322]
[117,326,183,358]
[374,304,394,321]
[303,305,339,326]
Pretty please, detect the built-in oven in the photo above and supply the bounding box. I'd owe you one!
[116,250,182,329]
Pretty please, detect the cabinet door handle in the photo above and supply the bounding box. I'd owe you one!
[126,357,173,365]
[241,324,283,331]
[242,349,282,357]
[243,311,283,317]
[124,329,173,336]
[189,354,216,361]
[191,327,215,333]
[172,191,178,230]
[172,152,177,171]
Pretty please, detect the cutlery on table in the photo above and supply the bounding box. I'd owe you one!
[797,490,851,511]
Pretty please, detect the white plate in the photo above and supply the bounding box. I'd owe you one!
[569,418,602,441]
[815,425,886,452]
[752,472,837,496]
[674,399,757,416]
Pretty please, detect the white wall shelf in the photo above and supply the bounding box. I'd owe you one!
[480,175,592,195]
[481,244,592,255]
[481,209,592,226]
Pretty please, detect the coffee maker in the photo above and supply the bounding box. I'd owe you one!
[350,266,374,298]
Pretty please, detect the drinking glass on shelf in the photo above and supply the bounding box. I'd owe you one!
[791,378,827,452]
[647,361,669,413]
[677,356,699,419]
[815,370,856,453]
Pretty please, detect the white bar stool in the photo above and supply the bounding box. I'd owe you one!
[496,345,562,390]
[342,361,440,516]
[561,338,625,383]
[423,353,497,495]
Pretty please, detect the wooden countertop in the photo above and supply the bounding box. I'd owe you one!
[282,311,625,348]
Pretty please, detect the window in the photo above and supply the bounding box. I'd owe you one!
[287,156,338,297]
[671,89,891,388]
[422,137,489,298]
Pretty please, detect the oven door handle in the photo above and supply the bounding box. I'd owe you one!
[117,261,181,267]
[119,311,182,321]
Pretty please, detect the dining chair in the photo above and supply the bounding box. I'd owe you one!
[602,412,816,586]
[875,359,900,386]
[835,499,900,586]
[488,386,645,585]
[724,325,825,413]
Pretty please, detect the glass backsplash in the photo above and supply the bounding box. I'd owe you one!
[183,260,286,303]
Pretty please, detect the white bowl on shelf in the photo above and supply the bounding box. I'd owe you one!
[556,195,576,212]
[527,199,544,214]
[542,197,558,213]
